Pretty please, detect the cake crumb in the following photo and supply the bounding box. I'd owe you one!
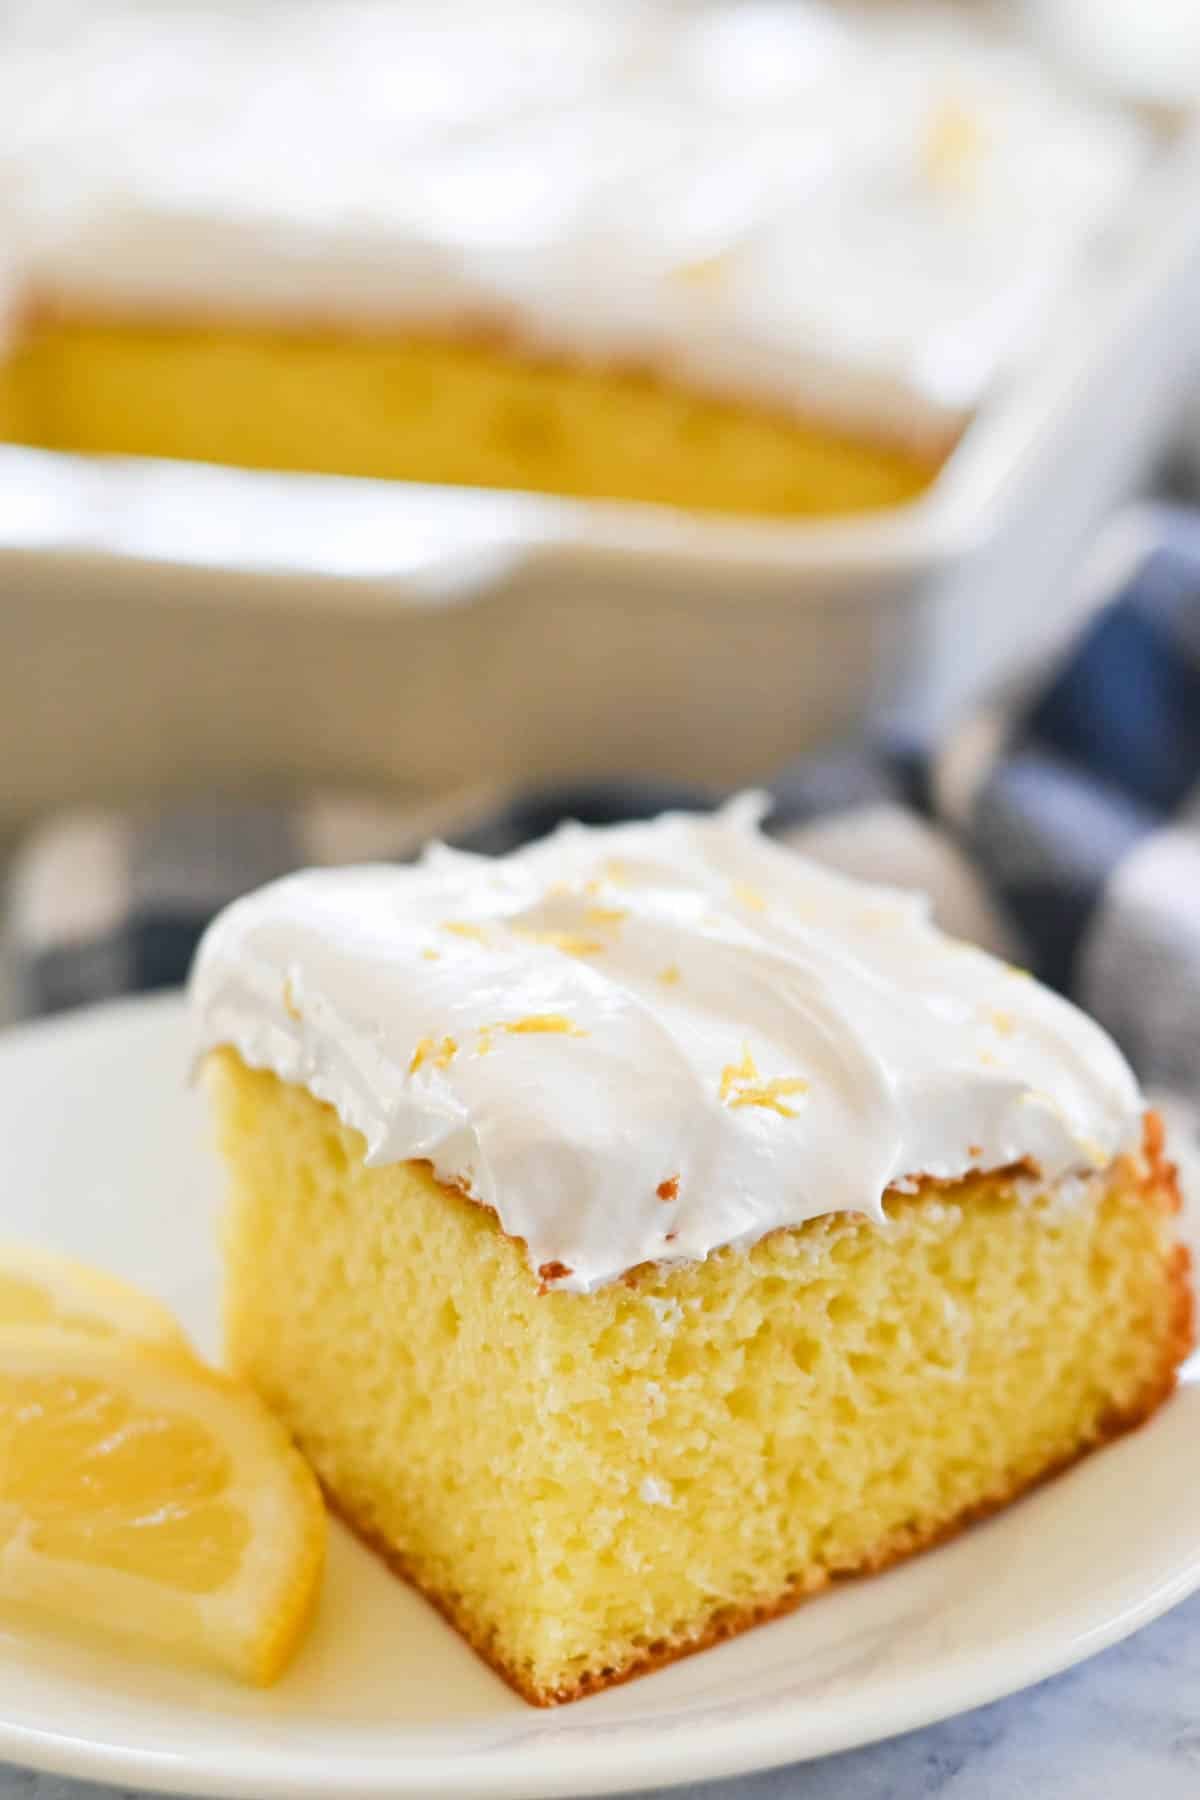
[537,1260,573,1289]
[647,1294,683,1330]
[442,920,488,942]
[658,965,682,986]
[282,977,302,1022]
[639,1476,674,1507]
[990,1010,1015,1036]
[657,1176,680,1202]
[421,948,441,962]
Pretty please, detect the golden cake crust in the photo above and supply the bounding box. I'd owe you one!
[326,1115,1192,1708]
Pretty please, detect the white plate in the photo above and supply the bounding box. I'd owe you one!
[0,993,1197,1800]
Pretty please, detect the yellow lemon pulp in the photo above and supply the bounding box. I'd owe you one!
[0,1328,325,1683]
[0,1242,192,1353]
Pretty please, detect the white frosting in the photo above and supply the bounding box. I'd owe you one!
[190,796,1143,1293]
[0,1,1152,446]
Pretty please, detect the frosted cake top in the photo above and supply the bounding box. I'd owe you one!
[191,796,1142,1291]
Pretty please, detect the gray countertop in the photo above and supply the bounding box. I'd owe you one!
[5,1589,1199,1800]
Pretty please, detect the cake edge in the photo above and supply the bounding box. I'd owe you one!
[321,1115,1194,1708]
[11,296,960,467]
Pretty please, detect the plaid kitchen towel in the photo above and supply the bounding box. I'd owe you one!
[6,503,1200,1099]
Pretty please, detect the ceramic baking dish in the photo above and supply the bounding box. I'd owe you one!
[2,129,1199,834]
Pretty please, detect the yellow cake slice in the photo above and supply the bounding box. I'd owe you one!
[190,799,1192,1704]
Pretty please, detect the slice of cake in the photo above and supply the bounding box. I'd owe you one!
[191,797,1192,1705]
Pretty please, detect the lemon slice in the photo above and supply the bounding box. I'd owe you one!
[0,1241,192,1352]
[0,1327,325,1683]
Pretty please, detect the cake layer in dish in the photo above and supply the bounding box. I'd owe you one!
[6,319,937,518]
[209,1054,1190,1705]
[0,1,1152,513]
[191,796,1143,1294]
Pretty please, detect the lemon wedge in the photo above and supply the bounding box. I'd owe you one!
[0,1241,192,1352]
[0,1327,325,1683]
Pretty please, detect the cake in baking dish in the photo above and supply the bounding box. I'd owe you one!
[191,798,1192,1705]
[0,1,1151,516]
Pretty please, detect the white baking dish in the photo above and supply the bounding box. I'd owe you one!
[2,129,1200,833]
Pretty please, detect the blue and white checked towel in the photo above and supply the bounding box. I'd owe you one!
[7,504,1200,1102]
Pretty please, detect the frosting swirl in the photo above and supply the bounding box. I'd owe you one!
[190,796,1142,1291]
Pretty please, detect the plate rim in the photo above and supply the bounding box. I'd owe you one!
[0,991,1197,1800]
